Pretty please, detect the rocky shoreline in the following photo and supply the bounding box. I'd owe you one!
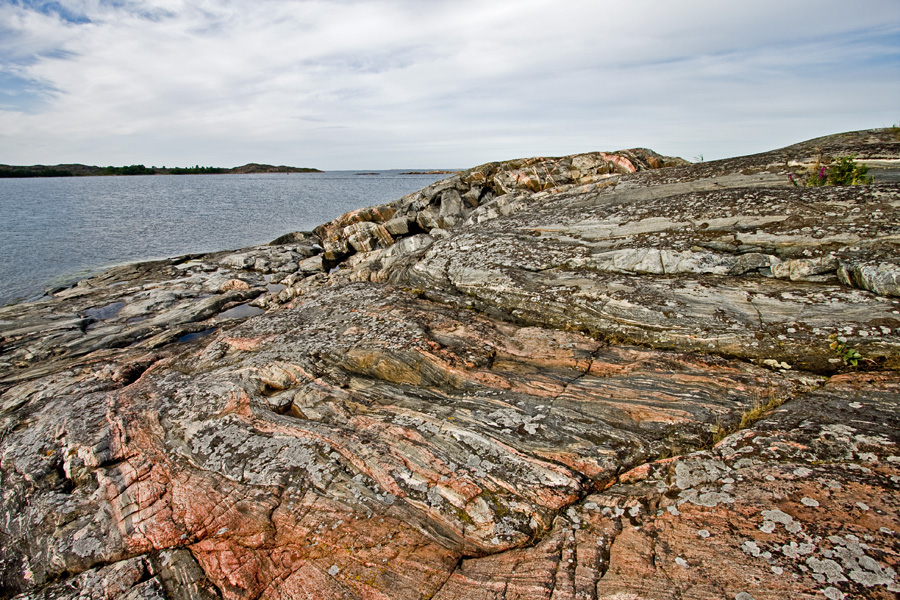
[1,129,899,599]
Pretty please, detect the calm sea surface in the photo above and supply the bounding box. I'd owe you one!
[0,171,448,305]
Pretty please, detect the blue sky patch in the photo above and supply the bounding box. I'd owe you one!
[0,71,56,112]
[14,0,91,24]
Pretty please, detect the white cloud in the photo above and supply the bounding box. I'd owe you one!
[1,0,898,168]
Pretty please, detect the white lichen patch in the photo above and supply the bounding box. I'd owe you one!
[806,557,847,584]
[673,458,730,491]
[821,587,845,600]
[746,524,900,596]
[740,540,771,559]
[760,509,802,534]
[679,489,735,508]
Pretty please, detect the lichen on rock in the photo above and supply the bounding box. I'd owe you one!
[1,128,899,599]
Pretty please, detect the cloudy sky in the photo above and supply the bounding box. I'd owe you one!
[1,0,898,170]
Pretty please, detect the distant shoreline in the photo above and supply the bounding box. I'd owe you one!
[0,162,323,178]
[399,170,456,175]
[356,170,457,176]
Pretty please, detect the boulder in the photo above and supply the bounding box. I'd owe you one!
[837,260,900,297]
[218,278,251,292]
[344,221,394,253]
[297,254,325,274]
[383,215,411,236]
[314,206,396,261]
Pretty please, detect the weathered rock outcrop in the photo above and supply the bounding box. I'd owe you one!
[1,130,899,599]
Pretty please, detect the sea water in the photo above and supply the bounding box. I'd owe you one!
[0,171,448,305]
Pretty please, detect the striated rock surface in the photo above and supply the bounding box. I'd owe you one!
[1,130,899,599]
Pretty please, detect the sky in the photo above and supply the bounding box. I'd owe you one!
[1,0,899,170]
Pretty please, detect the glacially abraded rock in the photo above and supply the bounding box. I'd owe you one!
[2,128,900,599]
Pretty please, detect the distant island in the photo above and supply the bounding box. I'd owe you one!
[0,163,322,178]
[400,170,456,174]
[355,171,457,176]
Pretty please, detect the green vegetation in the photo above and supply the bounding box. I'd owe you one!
[451,505,474,525]
[789,154,872,187]
[710,393,787,446]
[829,334,861,367]
[168,165,227,174]
[0,167,74,178]
[102,164,156,176]
[822,155,871,186]
[230,163,322,174]
[0,162,321,178]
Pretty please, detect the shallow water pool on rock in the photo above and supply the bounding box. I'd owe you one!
[177,327,218,343]
[217,303,265,319]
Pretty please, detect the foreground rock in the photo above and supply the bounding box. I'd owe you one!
[1,129,899,599]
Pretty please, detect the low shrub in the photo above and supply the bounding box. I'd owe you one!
[829,334,861,367]
[789,155,871,187]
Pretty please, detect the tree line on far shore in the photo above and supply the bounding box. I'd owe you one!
[0,163,321,178]
[0,167,79,178]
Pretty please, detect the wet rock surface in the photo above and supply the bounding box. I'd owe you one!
[1,129,899,599]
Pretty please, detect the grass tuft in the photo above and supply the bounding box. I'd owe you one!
[710,393,787,447]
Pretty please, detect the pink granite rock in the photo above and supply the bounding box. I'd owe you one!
[1,129,899,599]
